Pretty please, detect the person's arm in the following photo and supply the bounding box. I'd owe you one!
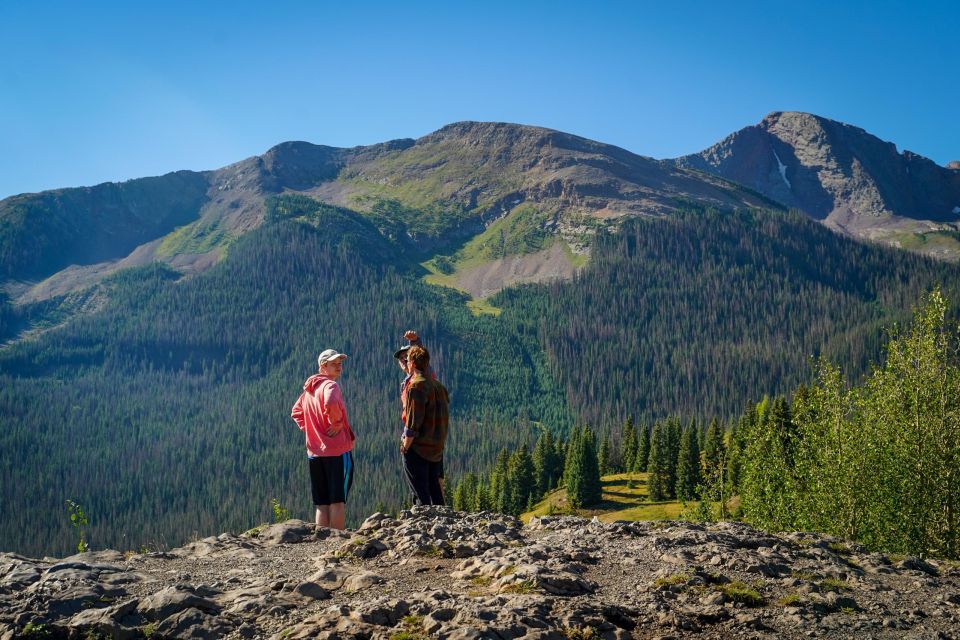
[291,393,306,431]
[321,383,345,436]
[401,381,426,452]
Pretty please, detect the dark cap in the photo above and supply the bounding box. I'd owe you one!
[393,345,411,360]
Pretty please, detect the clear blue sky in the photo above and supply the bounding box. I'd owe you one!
[1,0,957,200]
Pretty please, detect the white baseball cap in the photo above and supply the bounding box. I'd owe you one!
[318,349,348,367]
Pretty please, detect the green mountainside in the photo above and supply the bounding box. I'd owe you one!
[1,194,958,557]
[0,122,777,310]
[0,171,209,280]
[2,120,960,557]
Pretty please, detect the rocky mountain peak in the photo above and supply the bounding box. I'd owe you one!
[675,112,960,256]
[3,507,959,639]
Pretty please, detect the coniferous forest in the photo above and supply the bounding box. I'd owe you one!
[460,288,960,558]
[2,197,959,557]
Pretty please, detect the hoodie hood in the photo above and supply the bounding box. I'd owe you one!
[304,374,335,394]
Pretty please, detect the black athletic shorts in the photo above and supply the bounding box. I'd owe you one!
[308,451,354,506]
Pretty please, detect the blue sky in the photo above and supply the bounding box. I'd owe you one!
[1,1,957,199]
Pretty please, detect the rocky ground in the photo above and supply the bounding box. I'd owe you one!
[2,507,960,639]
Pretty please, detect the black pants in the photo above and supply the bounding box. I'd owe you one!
[402,449,445,506]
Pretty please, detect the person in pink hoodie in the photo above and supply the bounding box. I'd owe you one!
[291,349,355,530]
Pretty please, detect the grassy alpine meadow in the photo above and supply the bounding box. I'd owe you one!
[522,472,690,523]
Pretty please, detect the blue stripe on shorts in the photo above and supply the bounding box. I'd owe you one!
[342,451,353,500]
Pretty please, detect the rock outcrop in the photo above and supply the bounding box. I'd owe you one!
[2,507,959,639]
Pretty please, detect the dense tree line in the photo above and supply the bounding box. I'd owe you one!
[493,208,960,427]
[452,417,735,516]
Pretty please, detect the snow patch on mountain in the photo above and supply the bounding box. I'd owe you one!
[772,149,791,189]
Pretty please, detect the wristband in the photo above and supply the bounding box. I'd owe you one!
[403,429,417,437]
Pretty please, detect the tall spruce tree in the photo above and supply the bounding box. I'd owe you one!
[636,422,651,472]
[665,418,682,496]
[489,449,511,514]
[701,418,728,517]
[621,417,637,473]
[532,429,558,498]
[647,421,672,501]
[598,434,612,477]
[676,422,702,501]
[565,427,602,509]
[506,445,535,516]
[702,418,726,477]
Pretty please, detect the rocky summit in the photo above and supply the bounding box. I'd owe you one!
[675,111,960,259]
[2,508,959,639]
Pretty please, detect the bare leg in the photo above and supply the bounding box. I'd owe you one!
[315,505,331,528]
[329,502,346,530]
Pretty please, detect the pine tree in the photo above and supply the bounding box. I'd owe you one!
[564,428,585,508]
[676,422,702,501]
[700,418,728,518]
[702,418,725,477]
[621,417,637,473]
[475,479,492,512]
[598,434,612,477]
[553,436,567,485]
[581,427,603,506]
[636,422,651,472]
[489,449,511,514]
[507,445,535,516]
[565,427,603,509]
[665,418,682,496]
[647,421,672,501]
[532,429,557,498]
[452,473,478,511]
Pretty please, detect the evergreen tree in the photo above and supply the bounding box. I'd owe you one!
[553,436,567,485]
[636,422,651,472]
[702,418,726,476]
[665,418,682,496]
[564,428,582,507]
[506,445,535,516]
[676,422,702,501]
[621,417,637,473]
[475,479,493,512]
[581,427,603,506]
[489,449,511,514]
[565,427,603,509]
[647,421,672,501]
[532,429,558,498]
[452,473,477,511]
[700,418,728,518]
[598,434,612,477]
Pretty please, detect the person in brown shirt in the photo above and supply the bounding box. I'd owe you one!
[400,345,449,505]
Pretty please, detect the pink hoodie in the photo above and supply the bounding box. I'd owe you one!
[291,374,355,457]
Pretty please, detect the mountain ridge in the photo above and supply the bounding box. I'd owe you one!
[2,119,778,304]
[675,111,960,256]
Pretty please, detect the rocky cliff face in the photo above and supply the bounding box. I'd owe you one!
[676,112,960,259]
[3,507,959,639]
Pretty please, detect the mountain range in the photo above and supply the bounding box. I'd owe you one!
[1,113,959,557]
[2,112,958,308]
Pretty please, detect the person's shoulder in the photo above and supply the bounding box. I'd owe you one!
[408,373,429,388]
